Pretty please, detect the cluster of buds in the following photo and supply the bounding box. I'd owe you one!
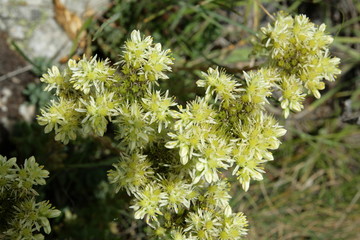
[260,12,341,117]
[0,155,60,239]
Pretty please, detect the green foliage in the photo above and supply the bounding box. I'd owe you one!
[91,0,227,60]
[0,155,60,239]
[23,83,54,109]
[36,11,340,239]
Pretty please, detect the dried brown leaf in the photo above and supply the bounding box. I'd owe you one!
[53,0,86,47]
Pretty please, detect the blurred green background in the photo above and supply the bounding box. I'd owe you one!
[1,0,359,239]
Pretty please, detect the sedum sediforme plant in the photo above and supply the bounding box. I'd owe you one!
[37,13,340,239]
[0,155,60,240]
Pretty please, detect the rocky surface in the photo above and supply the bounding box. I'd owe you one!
[0,0,110,61]
[0,31,34,148]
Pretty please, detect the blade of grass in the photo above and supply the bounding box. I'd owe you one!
[92,12,121,41]
[205,8,256,34]
[293,82,343,119]
[68,17,93,58]
[334,36,360,44]
[11,41,42,74]
[143,5,175,23]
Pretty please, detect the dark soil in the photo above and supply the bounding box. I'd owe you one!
[0,32,36,153]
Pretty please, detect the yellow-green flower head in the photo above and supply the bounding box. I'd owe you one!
[141,42,173,82]
[131,182,166,224]
[69,56,116,94]
[279,74,306,118]
[204,180,231,208]
[184,97,217,126]
[108,153,154,195]
[41,66,65,93]
[241,69,273,105]
[159,176,193,213]
[166,98,218,166]
[0,156,49,194]
[165,130,194,165]
[76,91,119,136]
[197,67,242,104]
[170,228,194,240]
[195,137,233,183]
[219,212,248,240]
[233,112,286,191]
[185,208,221,239]
[120,30,174,86]
[124,30,153,68]
[142,90,177,133]
[38,98,80,144]
[114,101,154,152]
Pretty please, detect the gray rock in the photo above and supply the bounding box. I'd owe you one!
[0,0,110,62]
[27,18,72,59]
[8,25,25,39]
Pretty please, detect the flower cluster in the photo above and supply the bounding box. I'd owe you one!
[37,14,340,239]
[260,12,341,117]
[0,155,60,239]
[38,56,120,143]
[119,30,174,97]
